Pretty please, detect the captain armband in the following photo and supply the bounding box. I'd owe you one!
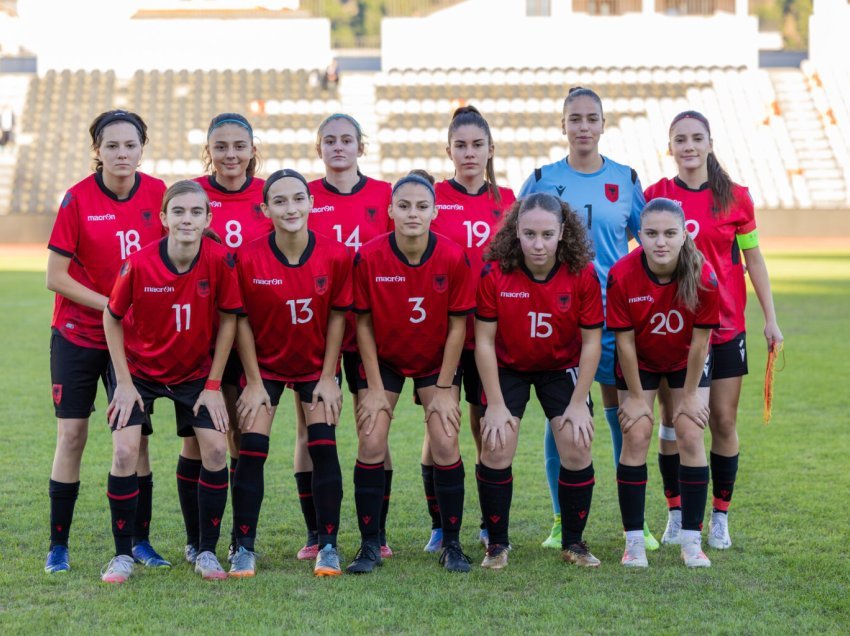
[736,230,759,251]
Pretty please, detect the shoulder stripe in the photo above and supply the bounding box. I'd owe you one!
[630,168,638,185]
[47,244,74,258]
[534,167,542,182]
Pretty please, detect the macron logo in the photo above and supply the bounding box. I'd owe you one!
[253,278,282,286]
[87,213,116,221]
[435,204,463,211]
[628,295,654,304]
[312,205,334,214]
[144,286,175,293]
[500,291,530,298]
[209,201,222,208]
[375,276,405,283]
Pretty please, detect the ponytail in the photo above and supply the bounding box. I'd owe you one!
[448,105,501,205]
[674,233,705,313]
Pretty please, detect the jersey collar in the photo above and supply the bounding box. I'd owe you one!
[208,174,253,194]
[673,176,710,192]
[269,230,316,267]
[640,250,674,286]
[95,172,141,202]
[520,261,560,284]
[322,172,367,195]
[448,178,489,196]
[159,236,203,275]
[389,231,436,267]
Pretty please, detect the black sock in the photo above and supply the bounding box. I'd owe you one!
[380,469,393,544]
[228,456,238,547]
[134,473,153,543]
[617,463,647,532]
[679,464,710,531]
[658,453,682,510]
[294,471,318,542]
[107,473,138,557]
[558,464,595,547]
[176,456,202,547]
[198,466,228,553]
[421,464,441,530]
[307,425,342,547]
[49,479,79,548]
[710,452,738,514]
[433,458,465,544]
[353,460,384,542]
[232,433,269,552]
[476,463,512,546]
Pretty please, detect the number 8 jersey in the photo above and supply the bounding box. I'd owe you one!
[606,247,720,373]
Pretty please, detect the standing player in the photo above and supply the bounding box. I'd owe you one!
[644,111,783,548]
[101,180,243,583]
[475,193,603,570]
[177,112,268,564]
[229,169,351,577]
[422,105,516,552]
[608,198,720,568]
[519,87,658,550]
[45,110,168,574]
[348,173,475,574]
[292,113,393,561]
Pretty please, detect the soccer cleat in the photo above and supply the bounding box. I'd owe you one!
[643,522,660,551]
[297,543,319,560]
[228,546,257,578]
[561,541,601,568]
[480,543,509,570]
[621,536,649,568]
[424,528,443,553]
[439,541,472,573]
[314,544,342,577]
[45,545,70,574]
[132,540,172,568]
[541,513,562,549]
[101,554,134,584]
[194,550,228,580]
[681,534,711,568]
[478,528,489,548]
[227,543,237,563]
[661,510,683,545]
[346,541,382,574]
[184,544,199,564]
[708,512,732,550]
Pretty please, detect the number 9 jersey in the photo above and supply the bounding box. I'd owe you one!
[605,247,720,373]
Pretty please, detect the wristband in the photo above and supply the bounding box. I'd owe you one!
[435,384,453,390]
[204,379,222,392]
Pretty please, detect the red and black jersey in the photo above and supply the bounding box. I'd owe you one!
[432,179,516,349]
[308,174,392,352]
[238,230,353,383]
[48,172,166,349]
[476,261,603,372]
[644,178,754,345]
[193,175,270,255]
[606,247,720,373]
[353,231,475,378]
[107,237,244,385]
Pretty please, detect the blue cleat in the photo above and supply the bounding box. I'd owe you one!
[424,528,443,553]
[45,545,70,574]
[132,540,172,568]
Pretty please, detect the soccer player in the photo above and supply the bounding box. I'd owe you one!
[644,111,783,548]
[423,105,516,552]
[348,172,475,574]
[44,109,168,574]
[100,180,243,583]
[519,87,658,550]
[292,113,394,561]
[475,193,603,570]
[607,197,720,568]
[178,112,268,565]
[229,169,351,577]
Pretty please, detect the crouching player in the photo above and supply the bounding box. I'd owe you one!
[101,180,243,583]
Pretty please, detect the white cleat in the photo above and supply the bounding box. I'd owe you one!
[661,509,683,545]
[621,535,648,568]
[681,533,711,568]
[708,511,732,549]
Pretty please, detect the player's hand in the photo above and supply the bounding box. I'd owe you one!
[356,388,392,436]
[194,389,229,433]
[235,381,272,431]
[424,388,461,439]
[674,393,709,429]
[107,382,144,430]
[618,395,653,434]
[558,401,595,448]
[765,321,784,352]
[480,404,517,451]
[310,375,342,425]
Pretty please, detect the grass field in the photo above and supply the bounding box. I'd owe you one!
[1,248,849,635]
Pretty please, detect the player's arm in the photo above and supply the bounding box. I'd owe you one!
[46,250,110,311]
[474,317,516,451]
[742,244,783,351]
[235,316,271,431]
[614,329,653,433]
[310,310,346,425]
[355,312,392,434]
[193,311,236,433]
[103,307,143,430]
[559,327,602,448]
[425,314,465,437]
[673,327,712,429]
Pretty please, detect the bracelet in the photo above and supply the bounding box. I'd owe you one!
[204,379,222,391]
[434,384,453,390]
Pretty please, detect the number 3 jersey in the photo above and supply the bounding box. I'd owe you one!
[237,231,353,383]
[193,175,270,256]
[476,261,603,372]
[353,231,475,378]
[48,172,167,349]
[107,237,244,385]
[606,247,720,373]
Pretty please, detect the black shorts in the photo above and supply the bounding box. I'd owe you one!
[50,330,110,419]
[483,366,591,420]
[252,377,340,407]
[221,348,244,389]
[106,367,214,437]
[342,351,361,395]
[460,348,481,406]
[353,359,462,397]
[711,332,748,380]
[614,349,714,391]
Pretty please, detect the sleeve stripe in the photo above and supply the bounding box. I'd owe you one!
[694,322,721,329]
[579,321,605,330]
[47,244,74,258]
[106,305,123,320]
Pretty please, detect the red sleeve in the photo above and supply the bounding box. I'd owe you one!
[735,187,757,235]
[216,251,244,314]
[475,263,498,321]
[107,258,134,320]
[578,264,604,329]
[694,264,721,329]
[604,264,632,331]
[352,252,371,313]
[47,190,79,257]
[448,250,475,315]
[330,247,354,311]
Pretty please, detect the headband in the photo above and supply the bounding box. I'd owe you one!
[263,168,310,202]
[392,174,435,199]
[94,111,144,141]
[670,111,711,135]
[208,117,253,138]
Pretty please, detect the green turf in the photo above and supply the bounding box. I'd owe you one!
[1,253,848,635]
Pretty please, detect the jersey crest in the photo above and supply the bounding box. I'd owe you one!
[315,275,329,295]
[433,273,448,293]
[141,209,154,227]
[197,279,210,297]
[605,183,619,202]
[366,207,377,221]
[557,293,571,312]
[252,204,264,219]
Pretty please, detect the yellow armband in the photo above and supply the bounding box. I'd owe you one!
[736,230,759,250]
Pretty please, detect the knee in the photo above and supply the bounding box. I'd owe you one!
[675,426,705,457]
[561,443,592,468]
[112,441,140,474]
[429,433,460,465]
[57,424,88,455]
[622,425,652,455]
[709,411,738,439]
[480,446,512,470]
[357,437,387,464]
